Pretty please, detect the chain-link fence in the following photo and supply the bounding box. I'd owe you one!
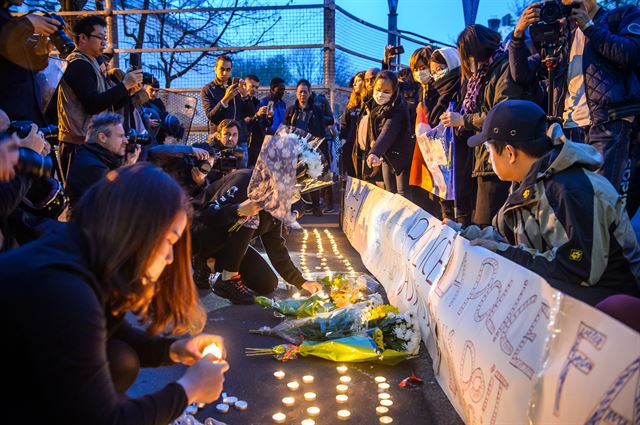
[22,0,451,143]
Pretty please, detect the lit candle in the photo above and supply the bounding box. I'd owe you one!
[304,392,317,401]
[272,412,286,423]
[287,381,300,391]
[292,292,302,300]
[336,384,349,394]
[223,395,238,406]
[302,375,314,384]
[306,406,320,417]
[380,399,393,407]
[375,376,387,383]
[378,392,391,400]
[339,376,352,384]
[337,409,351,421]
[282,397,295,407]
[301,420,315,425]
[378,382,390,392]
[336,394,349,404]
[273,370,285,380]
[202,342,222,360]
[379,416,393,424]
[336,365,348,374]
[376,406,389,415]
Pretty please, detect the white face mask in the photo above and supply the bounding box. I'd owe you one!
[373,89,392,105]
[413,69,432,85]
[432,68,449,82]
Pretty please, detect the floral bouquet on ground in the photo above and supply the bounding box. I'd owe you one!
[255,292,336,318]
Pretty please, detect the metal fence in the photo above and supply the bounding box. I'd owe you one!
[22,0,450,142]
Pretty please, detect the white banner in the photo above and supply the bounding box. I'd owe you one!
[342,177,640,425]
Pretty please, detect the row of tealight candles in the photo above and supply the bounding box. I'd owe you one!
[374,375,394,424]
[298,228,357,281]
[272,370,322,424]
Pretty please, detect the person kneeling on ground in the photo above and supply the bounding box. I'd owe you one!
[462,100,640,305]
[0,163,229,424]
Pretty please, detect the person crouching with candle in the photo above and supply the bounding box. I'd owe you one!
[0,163,229,425]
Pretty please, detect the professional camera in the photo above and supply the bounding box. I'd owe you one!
[126,129,152,153]
[213,147,243,174]
[530,1,580,46]
[142,72,155,85]
[388,45,405,56]
[539,0,580,23]
[184,156,212,175]
[21,177,68,219]
[15,147,53,179]
[43,13,75,59]
[9,121,58,144]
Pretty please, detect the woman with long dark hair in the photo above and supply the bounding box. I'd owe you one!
[365,70,413,197]
[441,24,526,225]
[340,71,365,178]
[0,163,229,424]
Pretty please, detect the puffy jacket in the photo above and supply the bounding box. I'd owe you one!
[493,125,640,304]
[366,92,413,175]
[509,5,640,125]
[463,53,527,177]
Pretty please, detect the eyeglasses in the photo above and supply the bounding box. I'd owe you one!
[88,34,107,42]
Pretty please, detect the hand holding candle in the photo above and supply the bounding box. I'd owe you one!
[170,334,225,365]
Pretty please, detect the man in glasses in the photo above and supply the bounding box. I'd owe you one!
[57,16,143,179]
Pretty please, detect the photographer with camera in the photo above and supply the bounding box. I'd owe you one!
[57,16,143,178]
[509,0,640,197]
[196,119,245,184]
[66,112,140,207]
[200,55,256,149]
[0,0,69,126]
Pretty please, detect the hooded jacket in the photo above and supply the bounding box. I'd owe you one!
[426,47,462,127]
[493,124,640,303]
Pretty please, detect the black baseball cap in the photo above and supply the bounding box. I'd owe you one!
[467,100,548,148]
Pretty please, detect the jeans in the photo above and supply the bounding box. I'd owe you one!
[563,119,632,193]
[382,161,409,199]
[472,175,510,226]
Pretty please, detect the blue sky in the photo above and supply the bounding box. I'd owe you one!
[282,0,514,45]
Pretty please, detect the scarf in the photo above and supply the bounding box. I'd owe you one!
[461,46,506,113]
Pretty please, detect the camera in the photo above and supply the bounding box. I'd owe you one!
[43,13,75,59]
[530,1,580,46]
[8,121,58,144]
[15,147,53,178]
[126,129,152,153]
[142,72,155,85]
[538,0,580,24]
[213,147,243,174]
[388,45,405,56]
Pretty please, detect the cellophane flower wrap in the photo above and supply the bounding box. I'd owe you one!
[255,293,336,318]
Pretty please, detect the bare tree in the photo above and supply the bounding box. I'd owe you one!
[118,0,284,87]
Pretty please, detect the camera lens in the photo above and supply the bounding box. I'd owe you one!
[15,148,53,179]
[539,0,563,23]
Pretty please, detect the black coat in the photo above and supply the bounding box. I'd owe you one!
[66,143,123,206]
[200,79,256,141]
[284,101,327,139]
[0,223,186,424]
[366,93,413,175]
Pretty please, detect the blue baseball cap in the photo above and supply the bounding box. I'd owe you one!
[467,100,548,148]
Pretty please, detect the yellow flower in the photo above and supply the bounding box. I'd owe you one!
[367,305,399,321]
[372,328,385,350]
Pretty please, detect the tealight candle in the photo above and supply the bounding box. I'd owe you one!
[274,370,286,380]
[336,394,348,404]
[223,396,238,406]
[378,392,391,400]
[336,384,349,394]
[378,382,391,392]
[339,376,352,384]
[337,409,351,421]
[379,416,393,424]
[376,406,389,415]
[302,375,314,384]
[301,420,315,425]
[375,376,387,383]
[282,397,295,407]
[287,381,300,391]
[336,365,348,374]
[304,392,317,401]
[380,399,393,407]
[272,412,286,423]
[215,403,229,414]
[202,342,222,360]
[306,406,320,417]
[235,400,248,411]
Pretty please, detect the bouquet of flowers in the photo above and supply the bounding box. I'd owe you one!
[368,311,421,355]
[229,125,331,231]
[255,293,336,318]
[321,273,367,308]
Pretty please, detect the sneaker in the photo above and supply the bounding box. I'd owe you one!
[212,274,256,304]
[192,256,212,289]
[312,206,323,217]
[322,205,336,214]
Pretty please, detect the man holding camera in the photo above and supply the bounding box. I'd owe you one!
[66,112,140,207]
[57,16,143,178]
[509,0,640,197]
[200,55,256,147]
[0,0,62,126]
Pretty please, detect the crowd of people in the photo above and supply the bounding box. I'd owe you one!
[1,0,640,423]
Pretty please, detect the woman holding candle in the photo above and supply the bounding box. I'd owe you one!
[0,164,229,425]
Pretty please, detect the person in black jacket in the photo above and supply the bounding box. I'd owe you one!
[200,55,256,143]
[0,163,229,425]
[366,70,413,198]
[340,72,364,178]
[66,112,140,207]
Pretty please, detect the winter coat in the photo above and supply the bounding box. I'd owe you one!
[66,143,123,206]
[200,79,256,141]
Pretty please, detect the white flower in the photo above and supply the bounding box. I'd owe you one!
[394,327,405,339]
[367,293,384,307]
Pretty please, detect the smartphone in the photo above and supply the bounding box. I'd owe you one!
[129,52,141,70]
[231,77,240,85]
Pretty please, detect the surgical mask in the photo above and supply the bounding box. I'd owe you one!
[373,90,392,105]
[413,69,432,85]
[432,68,449,82]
